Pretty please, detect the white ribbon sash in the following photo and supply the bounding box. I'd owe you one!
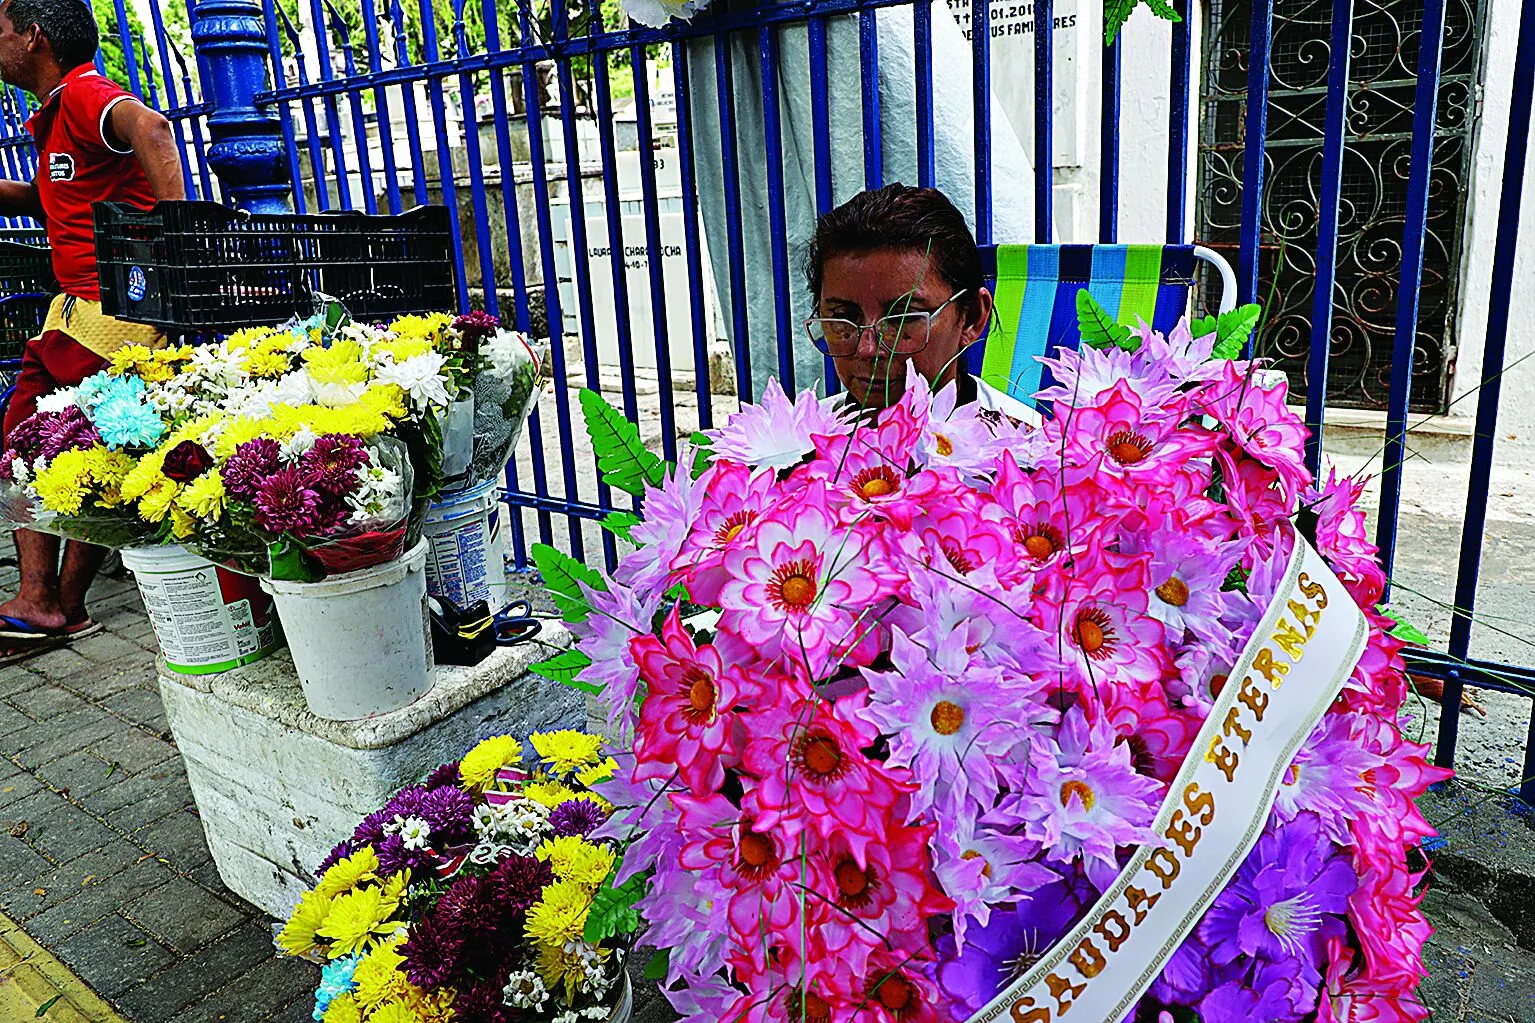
[965,532,1369,1023]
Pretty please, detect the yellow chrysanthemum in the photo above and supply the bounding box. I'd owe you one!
[367,1001,425,1023]
[244,347,292,379]
[359,383,408,421]
[379,869,411,904]
[211,416,268,459]
[352,936,411,1011]
[530,730,605,775]
[315,845,380,899]
[322,993,362,1023]
[389,312,453,342]
[524,880,592,950]
[407,986,457,1023]
[317,884,402,959]
[305,341,370,385]
[535,836,616,888]
[227,326,280,351]
[119,450,167,503]
[535,940,609,1003]
[520,779,577,810]
[458,735,523,792]
[176,471,226,520]
[276,886,334,957]
[32,449,93,514]
[297,403,390,440]
[136,479,180,523]
[108,344,157,376]
[154,344,195,366]
[168,504,196,539]
[84,447,137,489]
[373,336,432,364]
[576,756,619,788]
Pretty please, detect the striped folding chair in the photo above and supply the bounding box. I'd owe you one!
[966,243,1238,416]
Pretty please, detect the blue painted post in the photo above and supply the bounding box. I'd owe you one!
[190,0,291,212]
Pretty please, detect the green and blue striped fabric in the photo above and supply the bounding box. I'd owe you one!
[973,244,1199,405]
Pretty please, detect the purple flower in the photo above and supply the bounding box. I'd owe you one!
[935,881,1091,1015]
[484,854,553,917]
[419,785,474,841]
[1198,958,1310,1023]
[424,761,461,789]
[1198,812,1354,970]
[315,837,359,876]
[1148,931,1215,1006]
[40,406,103,459]
[451,978,512,1023]
[547,799,606,839]
[221,438,280,501]
[376,833,430,877]
[400,912,463,989]
[252,465,324,534]
[351,808,391,847]
[300,434,370,496]
[452,310,499,349]
[382,785,429,821]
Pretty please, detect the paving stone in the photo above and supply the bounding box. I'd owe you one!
[0,663,44,697]
[21,858,174,944]
[53,913,176,1000]
[112,920,280,1023]
[100,685,170,735]
[0,832,53,892]
[0,700,33,738]
[24,645,94,682]
[170,951,319,1023]
[84,767,193,832]
[89,727,177,775]
[121,873,249,953]
[0,771,42,811]
[33,749,116,799]
[130,806,213,868]
[12,707,126,769]
[0,841,144,917]
[74,631,149,667]
[2,789,121,865]
[54,653,157,702]
[8,684,90,721]
[267,996,324,1023]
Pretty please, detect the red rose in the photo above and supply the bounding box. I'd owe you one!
[162,440,214,483]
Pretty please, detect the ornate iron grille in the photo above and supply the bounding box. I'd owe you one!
[1197,0,1488,413]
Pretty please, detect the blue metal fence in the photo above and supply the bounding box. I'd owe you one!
[0,0,1532,796]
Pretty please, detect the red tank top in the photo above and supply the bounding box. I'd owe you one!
[25,66,157,301]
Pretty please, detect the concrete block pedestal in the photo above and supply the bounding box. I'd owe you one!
[158,628,583,919]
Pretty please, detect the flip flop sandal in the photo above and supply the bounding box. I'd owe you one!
[0,633,72,665]
[0,615,104,642]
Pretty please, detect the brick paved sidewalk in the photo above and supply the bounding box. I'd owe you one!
[0,540,318,1023]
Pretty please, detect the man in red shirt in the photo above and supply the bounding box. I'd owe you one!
[0,0,184,659]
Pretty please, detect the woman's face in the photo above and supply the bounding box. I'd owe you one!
[816,248,993,409]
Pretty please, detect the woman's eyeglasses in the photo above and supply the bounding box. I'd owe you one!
[804,290,970,357]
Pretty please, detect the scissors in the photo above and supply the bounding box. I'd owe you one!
[460,598,542,645]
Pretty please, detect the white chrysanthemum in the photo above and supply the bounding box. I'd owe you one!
[622,0,707,27]
[503,970,549,1010]
[8,456,30,484]
[35,388,78,415]
[280,426,318,464]
[375,350,451,409]
[397,816,431,850]
[704,376,853,473]
[484,327,537,380]
[345,465,404,523]
[271,369,317,407]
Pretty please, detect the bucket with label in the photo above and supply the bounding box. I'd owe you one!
[260,540,433,720]
[423,477,509,613]
[120,546,284,674]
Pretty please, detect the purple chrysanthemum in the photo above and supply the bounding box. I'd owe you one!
[484,853,553,917]
[41,407,103,459]
[382,785,430,821]
[315,837,359,876]
[376,832,431,877]
[424,761,461,789]
[252,465,324,534]
[547,799,606,839]
[221,438,281,501]
[1198,812,1354,970]
[452,310,499,348]
[351,808,391,847]
[451,978,512,1023]
[419,785,475,841]
[400,911,464,989]
[300,434,370,496]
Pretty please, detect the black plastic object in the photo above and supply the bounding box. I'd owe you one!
[92,200,456,331]
[0,235,57,362]
[430,597,543,667]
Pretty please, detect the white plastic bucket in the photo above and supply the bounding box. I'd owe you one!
[422,477,509,613]
[120,546,284,675]
[260,540,434,720]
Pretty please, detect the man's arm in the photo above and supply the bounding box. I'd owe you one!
[106,100,186,201]
[0,179,42,219]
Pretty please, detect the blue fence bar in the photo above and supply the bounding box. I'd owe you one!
[1374,0,1448,594]
[859,10,881,190]
[760,26,796,390]
[1237,0,1272,310]
[1303,0,1355,475]
[1165,0,1189,243]
[1099,36,1119,243]
[913,1,935,190]
[1034,0,1052,240]
[713,34,753,403]
[970,0,991,244]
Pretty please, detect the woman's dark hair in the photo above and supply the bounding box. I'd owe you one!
[4,0,99,71]
[806,183,983,309]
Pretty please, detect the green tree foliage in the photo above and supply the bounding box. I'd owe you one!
[93,0,146,90]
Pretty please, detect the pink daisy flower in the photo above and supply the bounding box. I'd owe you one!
[898,488,1020,588]
[989,453,1108,573]
[1036,330,1181,409]
[1196,360,1313,501]
[670,458,781,605]
[615,453,701,600]
[1031,546,1170,694]
[1052,380,1217,488]
[705,376,853,472]
[929,813,1058,951]
[578,581,662,739]
[804,416,929,529]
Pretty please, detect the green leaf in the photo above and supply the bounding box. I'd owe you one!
[1105,0,1140,44]
[1211,304,1263,360]
[1075,290,1133,350]
[1143,0,1182,22]
[1190,314,1218,339]
[35,995,61,1017]
[582,870,648,944]
[1379,606,1434,647]
[643,948,670,981]
[600,510,642,543]
[531,543,607,623]
[580,388,667,497]
[529,648,597,692]
[689,431,714,480]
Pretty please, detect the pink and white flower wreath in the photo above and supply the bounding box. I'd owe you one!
[574,321,1449,1023]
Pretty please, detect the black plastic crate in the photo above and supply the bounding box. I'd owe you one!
[0,236,58,363]
[93,201,457,331]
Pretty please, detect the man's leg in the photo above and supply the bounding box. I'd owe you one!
[0,528,67,632]
[57,539,108,627]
